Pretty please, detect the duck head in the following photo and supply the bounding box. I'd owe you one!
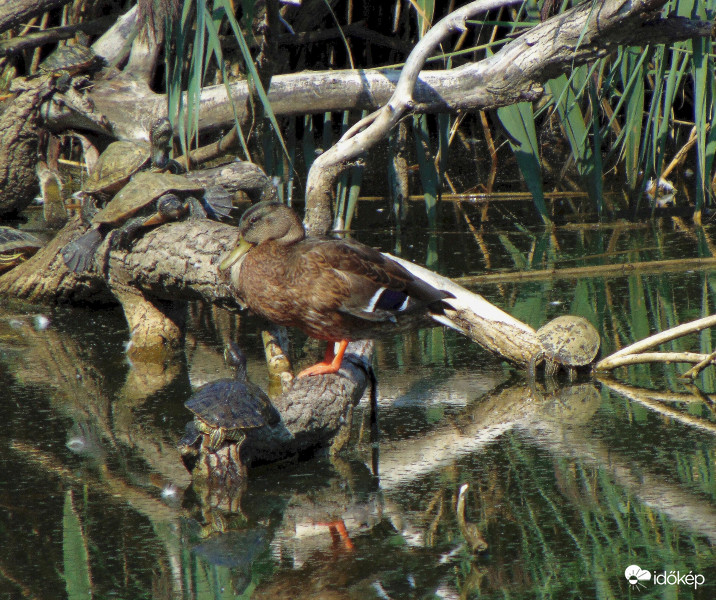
[219,202,305,271]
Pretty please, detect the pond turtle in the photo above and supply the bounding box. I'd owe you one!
[39,32,102,76]
[61,171,205,273]
[0,226,42,272]
[184,342,280,453]
[83,117,176,198]
[530,315,600,379]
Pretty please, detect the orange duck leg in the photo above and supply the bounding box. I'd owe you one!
[297,340,350,378]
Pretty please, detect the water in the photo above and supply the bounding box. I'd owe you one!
[1,203,716,599]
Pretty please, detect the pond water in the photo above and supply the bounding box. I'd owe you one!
[1,200,716,599]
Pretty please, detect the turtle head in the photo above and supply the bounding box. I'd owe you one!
[224,342,248,380]
[141,193,188,227]
[149,118,173,169]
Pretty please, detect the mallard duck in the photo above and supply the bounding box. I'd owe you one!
[219,201,455,377]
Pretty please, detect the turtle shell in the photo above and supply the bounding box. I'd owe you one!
[83,141,151,195]
[0,227,42,255]
[185,378,279,433]
[40,42,99,74]
[91,171,204,226]
[536,315,600,368]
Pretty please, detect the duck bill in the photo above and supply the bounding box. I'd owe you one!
[219,237,253,271]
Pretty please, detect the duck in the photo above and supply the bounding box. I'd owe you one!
[218,201,455,378]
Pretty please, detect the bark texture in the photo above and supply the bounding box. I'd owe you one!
[0,75,63,217]
[0,0,73,35]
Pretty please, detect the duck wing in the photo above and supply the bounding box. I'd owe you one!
[299,238,453,324]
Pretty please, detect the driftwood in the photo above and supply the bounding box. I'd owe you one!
[27,1,710,155]
[595,313,716,378]
[0,74,66,217]
[303,0,713,232]
[0,211,543,366]
[0,0,73,36]
[597,376,716,436]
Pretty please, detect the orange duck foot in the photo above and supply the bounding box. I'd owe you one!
[297,340,349,378]
[317,519,355,551]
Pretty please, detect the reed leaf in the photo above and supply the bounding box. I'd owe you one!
[588,77,604,215]
[215,0,290,161]
[437,112,451,183]
[302,115,318,175]
[691,8,716,218]
[653,44,689,180]
[413,114,438,228]
[547,71,601,207]
[496,101,549,224]
[344,165,363,231]
[63,490,92,600]
[205,3,250,159]
[334,111,352,230]
[619,46,647,198]
[388,124,408,228]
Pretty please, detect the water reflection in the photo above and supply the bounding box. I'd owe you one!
[2,222,716,598]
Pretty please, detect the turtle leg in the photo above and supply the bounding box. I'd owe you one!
[187,196,207,219]
[112,216,146,250]
[207,428,225,452]
[202,186,234,220]
[61,227,103,273]
[545,359,559,378]
[114,193,188,250]
[566,366,576,382]
[528,352,542,380]
[0,252,24,272]
[527,352,543,398]
[164,158,186,174]
[78,193,100,224]
[233,433,247,477]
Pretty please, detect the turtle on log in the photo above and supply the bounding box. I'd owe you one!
[179,343,280,474]
[39,32,103,76]
[0,227,42,273]
[82,117,176,199]
[529,315,600,380]
[61,171,215,273]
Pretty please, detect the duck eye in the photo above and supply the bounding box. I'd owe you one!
[249,214,260,225]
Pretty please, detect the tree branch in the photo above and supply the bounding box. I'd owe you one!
[302,0,710,233]
[0,0,73,36]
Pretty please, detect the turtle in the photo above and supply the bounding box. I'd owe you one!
[82,117,176,198]
[61,171,206,273]
[529,315,600,380]
[183,342,280,454]
[39,32,103,76]
[0,226,42,273]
